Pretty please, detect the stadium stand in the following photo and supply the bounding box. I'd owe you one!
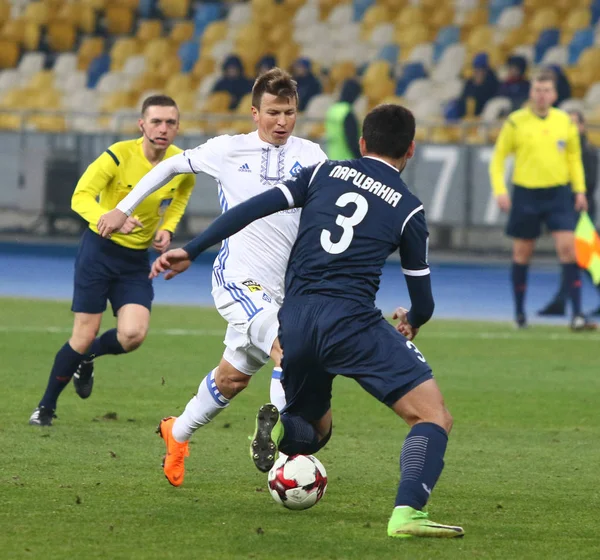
[0,0,600,142]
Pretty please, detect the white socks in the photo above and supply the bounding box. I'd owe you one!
[172,369,230,443]
[171,366,287,443]
[270,367,286,411]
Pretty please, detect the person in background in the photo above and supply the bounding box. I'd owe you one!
[549,65,572,107]
[539,110,600,317]
[324,78,362,159]
[497,55,530,110]
[256,54,277,76]
[292,57,322,112]
[456,52,499,118]
[212,54,253,110]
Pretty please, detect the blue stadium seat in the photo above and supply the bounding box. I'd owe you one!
[194,3,224,38]
[568,28,594,65]
[377,44,399,65]
[489,0,520,24]
[87,53,110,89]
[534,28,559,63]
[593,0,600,25]
[353,0,375,22]
[179,41,199,73]
[433,26,460,63]
[139,0,157,19]
[395,62,427,96]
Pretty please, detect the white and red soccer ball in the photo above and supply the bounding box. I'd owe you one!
[267,454,328,510]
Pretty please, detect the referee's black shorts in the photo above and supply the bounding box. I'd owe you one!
[506,184,577,240]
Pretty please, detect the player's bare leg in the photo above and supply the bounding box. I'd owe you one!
[552,230,596,331]
[74,304,150,399]
[512,238,535,328]
[387,379,463,538]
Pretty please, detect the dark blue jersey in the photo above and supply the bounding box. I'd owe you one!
[280,157,430,305]
[183,156,434,327]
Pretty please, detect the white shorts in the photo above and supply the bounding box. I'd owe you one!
[212,279,281,376]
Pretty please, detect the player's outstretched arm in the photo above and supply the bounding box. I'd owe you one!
[182,187,291,260]
[97,154,192,237]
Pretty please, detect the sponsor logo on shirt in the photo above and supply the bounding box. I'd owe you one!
[242,279,263,292]
[238,163,252,172]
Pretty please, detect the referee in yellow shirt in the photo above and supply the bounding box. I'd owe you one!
[29,95,196,426]
[490,69,594,331]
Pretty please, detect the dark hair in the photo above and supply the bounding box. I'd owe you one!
[141,95,178,116]
[252,67,298,108]
[362,104,415,159]
[533,68,557,86]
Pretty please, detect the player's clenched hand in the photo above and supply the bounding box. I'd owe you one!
[97,208,141,237]
[149,248,191,280]
[495,194,511,213]
[574,193,588,213]
[392,306,419,341]
[153,229,171,253]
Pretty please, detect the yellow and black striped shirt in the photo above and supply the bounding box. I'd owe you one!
[71,138,195,250]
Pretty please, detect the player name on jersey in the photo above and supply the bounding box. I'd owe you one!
[329,165,402,208]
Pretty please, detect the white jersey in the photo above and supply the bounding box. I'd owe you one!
[183,131,326,302]
[117,131,327,304]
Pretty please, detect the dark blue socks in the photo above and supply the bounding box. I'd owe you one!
[279,414,321,456]
[395,422,448,510]
[87,328,126,359]
[563,263,582,316]
[39,343,85,410]
[511,262,529,316]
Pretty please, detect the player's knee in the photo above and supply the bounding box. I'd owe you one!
[117,326,146,352]
[70,325,99,354]
[215,366,251,398]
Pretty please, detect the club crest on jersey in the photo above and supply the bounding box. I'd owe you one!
[557,140,566,151]
[242,279,263,292]
[290,161,303,176]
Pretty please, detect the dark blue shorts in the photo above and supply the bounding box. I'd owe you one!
[506,185,576,240]
[278,296,433,422]
[71,229,153,316]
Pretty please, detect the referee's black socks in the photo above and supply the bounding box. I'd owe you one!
[511,262,529,316]
[563,263,582,316]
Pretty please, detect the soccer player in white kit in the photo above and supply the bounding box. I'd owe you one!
[97,68,327,486]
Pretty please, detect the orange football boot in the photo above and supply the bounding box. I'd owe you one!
[157,416,189,487]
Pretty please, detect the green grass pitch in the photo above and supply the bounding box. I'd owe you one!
[1,297,599,559]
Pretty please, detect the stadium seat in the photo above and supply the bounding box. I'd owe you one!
[136,20,162,43]
[583,81,600,109]
[1,19,26,45]
[0,0,9,28]
[170,21,195,44]
[23,2,50,26]
[530,8,559,33]
[522,0,547,15]
[377,44,399,65]
[395,25,430,51]
[106,6,134,35]
[28,70,54,90]
[559,98,585,113]
[57,71,87,93]
[562,8,591,34]
[18,52,45,77]
[353,0,376,22]
[78,37,104,71]
[568,28,594,65]
[429,5,455,32]
[0,69,19,91]
[405,43,434,70]
[363,76,395,107]
[433,26,461,63]
[480,96,512,121]
[47,22,76,52]
[121,55,146,78]
[178,41,200,73]
[431,44,465,82]
[403,78,433,103]
[360,4,391,40]
[540,45,568,67]
[110,38,140,71]
[395,62,427,95]
[158,0,190,19]
[191,55,216,83]
[495,5,523,29]
[101,91,135,112]
[534,28,560,63]
[143,38,176,69]
[164,73,194,100]
[395,5,424,27]
[54,53,77,77]
[22,22,41,51]
[462,7,489,29]
[194,3,224,38]
[201,20,229,50]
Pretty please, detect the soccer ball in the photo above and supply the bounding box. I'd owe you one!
[267,454,328,511]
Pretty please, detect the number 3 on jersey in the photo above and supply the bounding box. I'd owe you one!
[320,193,369,255]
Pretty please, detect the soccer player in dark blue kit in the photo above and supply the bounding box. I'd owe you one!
[151,104,464,539]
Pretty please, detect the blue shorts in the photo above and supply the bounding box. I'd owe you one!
[71,228,154,316]
[506,185,576,240]
[278,296,433,422]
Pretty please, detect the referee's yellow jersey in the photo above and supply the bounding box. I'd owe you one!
[71,138,195,250]
[489,107,586,196]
